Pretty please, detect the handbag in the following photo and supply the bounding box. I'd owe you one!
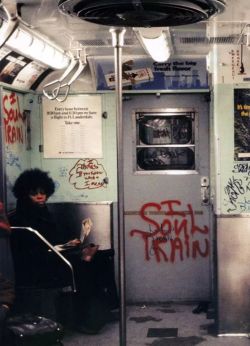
[5,314,64,346]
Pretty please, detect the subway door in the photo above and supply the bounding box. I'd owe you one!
[123,93,211,302]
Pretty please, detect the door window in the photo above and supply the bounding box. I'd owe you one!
[135,110,195,172]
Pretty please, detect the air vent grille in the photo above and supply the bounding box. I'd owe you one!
[178,35,239,45]
[58,0,226,27]
[78,38,137,47]
[180,37,209,44]
[209,36,239,44]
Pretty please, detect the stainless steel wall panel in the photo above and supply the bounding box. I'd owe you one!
[217,216,250,333]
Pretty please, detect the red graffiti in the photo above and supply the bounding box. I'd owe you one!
[130,200,209,263]
[2,92,25,144]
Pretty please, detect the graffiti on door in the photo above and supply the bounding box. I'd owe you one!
[130,200,209,263]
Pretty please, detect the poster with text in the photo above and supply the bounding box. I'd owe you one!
[216,47,250,84]
[234,89,250,161]
[89,56,208,90]
[43,95,102,158]
[0,46,50,89]
[12,61,48,89]
[0,51,31,84]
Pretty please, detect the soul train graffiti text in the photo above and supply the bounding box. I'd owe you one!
[130,200,209,263]
[2,92,25,145]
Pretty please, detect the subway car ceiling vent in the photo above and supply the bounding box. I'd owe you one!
[58,0,226,27]
[78,37,138,47]
[77,34,239,49]
[178,35,239,45]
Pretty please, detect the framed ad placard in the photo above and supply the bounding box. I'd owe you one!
[234,89,250,161]
[43,95,102,158]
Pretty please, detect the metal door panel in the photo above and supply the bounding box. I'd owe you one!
[123,93,211,302]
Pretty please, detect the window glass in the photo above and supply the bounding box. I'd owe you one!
[135,111,195,172]
[139,116,192,145]
[137,147,195,170]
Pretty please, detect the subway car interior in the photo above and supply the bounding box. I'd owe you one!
[1,0,250,345]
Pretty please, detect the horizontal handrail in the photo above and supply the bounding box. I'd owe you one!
[11,226,77,292]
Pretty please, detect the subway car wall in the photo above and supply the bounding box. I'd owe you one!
[0,2,250,335]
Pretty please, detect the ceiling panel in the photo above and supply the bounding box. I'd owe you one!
[12,0,250,58]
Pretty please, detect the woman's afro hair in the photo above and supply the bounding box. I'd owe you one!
[12,168,55,199]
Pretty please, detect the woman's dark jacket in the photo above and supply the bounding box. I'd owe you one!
[11,198,62,245]
[0,274,14,307]
[10,198,69,287]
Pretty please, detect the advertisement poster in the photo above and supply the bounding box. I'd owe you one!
[0,46,50,89]
[0,46,11,60]
[11,61,48,89]
[89,56,208,90]
[0,50,31,84]
[216,47,250,84]
[43,95,103,158]
[234,89,250,160]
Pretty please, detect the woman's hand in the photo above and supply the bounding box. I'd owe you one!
[67,238,81,246]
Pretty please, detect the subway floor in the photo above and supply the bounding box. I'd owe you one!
[62,303,250,346]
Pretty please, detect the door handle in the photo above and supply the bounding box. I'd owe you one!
[201,176,210,205]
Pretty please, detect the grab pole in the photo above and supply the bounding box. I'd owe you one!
[110,27,126,346]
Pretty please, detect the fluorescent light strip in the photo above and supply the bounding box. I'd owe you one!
[3,23,70,70]
[135,28,171,63]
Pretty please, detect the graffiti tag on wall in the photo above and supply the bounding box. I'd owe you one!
[69,159,107,190]
[5,148,22,170]
[224,175,250,213]
[130,200,209,263]
[2,92,25,148]
[233,163,250,175]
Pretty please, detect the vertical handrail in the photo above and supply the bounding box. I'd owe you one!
[110,27,126,346]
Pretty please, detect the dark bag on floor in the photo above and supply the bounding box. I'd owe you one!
[93,249,119,310]
[55,291,110,334]
[5,314,64,346]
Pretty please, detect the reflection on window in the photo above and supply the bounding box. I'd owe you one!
[139,116,192,145]
[137,147,195,170]
[135,111,195,172]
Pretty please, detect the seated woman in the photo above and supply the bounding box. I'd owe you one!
[11,168,79,246]
[10,168,115,334]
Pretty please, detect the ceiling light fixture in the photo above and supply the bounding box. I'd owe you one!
[134,28,172,63]
[0,4,70,70]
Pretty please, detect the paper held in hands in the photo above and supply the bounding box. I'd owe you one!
[54,240,80,252]
[54,241,99,262]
